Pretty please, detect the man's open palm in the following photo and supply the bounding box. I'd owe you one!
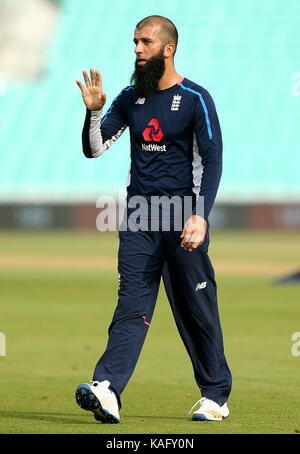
[76,69,106,111]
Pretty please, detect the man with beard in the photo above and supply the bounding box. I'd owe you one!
[75,15,232,424]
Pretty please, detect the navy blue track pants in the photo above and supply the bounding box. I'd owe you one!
[93,228,232,408]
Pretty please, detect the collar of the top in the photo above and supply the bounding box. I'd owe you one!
[154,76,185,94]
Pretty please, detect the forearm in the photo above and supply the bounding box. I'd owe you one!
[82,108,126,158]
[196,158,222,221]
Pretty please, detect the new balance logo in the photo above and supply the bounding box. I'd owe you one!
[135,97,145,104]
[195,282,207,291]
[171,94,181,111]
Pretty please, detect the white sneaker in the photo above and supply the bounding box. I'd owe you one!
[189,397,229,421]
[75,380,120,423]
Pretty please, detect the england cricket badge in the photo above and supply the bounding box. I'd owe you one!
[171,94,182,111]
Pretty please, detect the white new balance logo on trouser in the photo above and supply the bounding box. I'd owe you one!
[195,281,207,291]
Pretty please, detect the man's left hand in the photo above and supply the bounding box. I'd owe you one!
[180,215,207,252]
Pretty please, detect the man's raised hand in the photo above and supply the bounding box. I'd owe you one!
[76,69,106,111]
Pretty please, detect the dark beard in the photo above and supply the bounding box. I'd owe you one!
[130,50,165,98]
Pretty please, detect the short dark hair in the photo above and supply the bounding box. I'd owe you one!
[135,15,178,54]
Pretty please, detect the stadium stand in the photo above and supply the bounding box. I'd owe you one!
[0,0,299,229]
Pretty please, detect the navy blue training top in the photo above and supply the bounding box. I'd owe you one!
[82,76,223,221]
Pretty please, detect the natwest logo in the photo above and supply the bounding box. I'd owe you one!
[142,118,163,142]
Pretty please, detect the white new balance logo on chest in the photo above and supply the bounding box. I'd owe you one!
[135,98,145,104]
[171,94,182,111]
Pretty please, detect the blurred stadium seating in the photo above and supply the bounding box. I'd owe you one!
[0,0,299,229]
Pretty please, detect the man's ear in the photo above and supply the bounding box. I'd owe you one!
[164,43,175,58]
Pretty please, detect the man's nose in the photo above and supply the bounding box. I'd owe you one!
[135,42,144,55]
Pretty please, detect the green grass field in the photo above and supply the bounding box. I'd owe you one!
[0,229,299,434]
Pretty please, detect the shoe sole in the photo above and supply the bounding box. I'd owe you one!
[75,384,119,424]
[192,414,229,421]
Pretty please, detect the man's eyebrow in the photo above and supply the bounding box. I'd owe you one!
[133,37,153,43]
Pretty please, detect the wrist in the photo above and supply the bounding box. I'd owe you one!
[89,108,103,117]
